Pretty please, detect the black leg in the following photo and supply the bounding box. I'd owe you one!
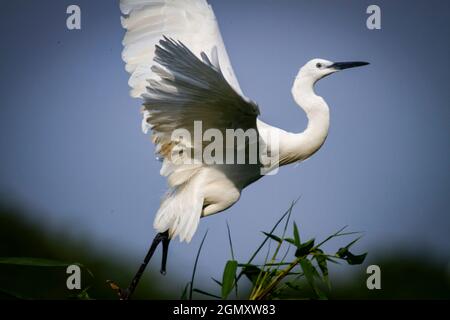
[119,231,170,300]
[160,235,171,275]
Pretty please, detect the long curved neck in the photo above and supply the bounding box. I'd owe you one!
[279,75,330,165]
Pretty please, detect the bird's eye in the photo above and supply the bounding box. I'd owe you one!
[316,63,322,69]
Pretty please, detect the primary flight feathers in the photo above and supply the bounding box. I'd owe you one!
[120,0,243,98]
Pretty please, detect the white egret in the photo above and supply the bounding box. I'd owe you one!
[116,0,368,299]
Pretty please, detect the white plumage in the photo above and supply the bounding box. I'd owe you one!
[121,0,242,98]
[120,0,368,243]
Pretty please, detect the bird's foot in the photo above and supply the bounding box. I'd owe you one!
[107,231,171,300]
[107,280,131,300]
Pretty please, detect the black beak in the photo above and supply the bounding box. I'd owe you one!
[329,61,370,70]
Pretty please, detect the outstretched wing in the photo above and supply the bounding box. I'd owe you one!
[120,1,264,241]
[145,38,259,186]
[121,0,243,98]
[120,1,260,187]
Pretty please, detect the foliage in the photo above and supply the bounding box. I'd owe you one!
[186,200,367,300]
[0,201,367,300]
[3,202,449,300]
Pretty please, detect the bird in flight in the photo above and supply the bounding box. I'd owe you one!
[115,0,368,299]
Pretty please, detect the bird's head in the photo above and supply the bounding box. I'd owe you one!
[298,58,369,82]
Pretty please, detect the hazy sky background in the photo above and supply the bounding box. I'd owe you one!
[1,0,449,292]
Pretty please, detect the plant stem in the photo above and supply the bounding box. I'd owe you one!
[251,257,301,300]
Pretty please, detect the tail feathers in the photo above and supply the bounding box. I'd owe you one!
[153,181,203,243]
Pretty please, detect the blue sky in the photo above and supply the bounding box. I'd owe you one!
[1,0,449,292]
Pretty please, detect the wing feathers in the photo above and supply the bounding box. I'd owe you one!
[121,0,243,97]
[142,38,259,187]
[120,1,260,241]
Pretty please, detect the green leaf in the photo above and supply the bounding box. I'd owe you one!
[221,260,238,299]
[284,238,296,245]
[242,265,264,285]
[193,288,222,299]
[315,251,330,288]
[346,252,367,265]
[180,282,190,300]
[293,222,301,247]
[344,236,363,250]
[299,259,316,287]
[262,232,282,243]
[315,226,363,248]
[299,259,327,299]
[295,239,315,257]
[189,231,208,300]
[336,247,347,258]
[211,277,222,287]
[336,247,367,265]
[0,257,76,267]
[0,257,94,278]
[226,222,235,261]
